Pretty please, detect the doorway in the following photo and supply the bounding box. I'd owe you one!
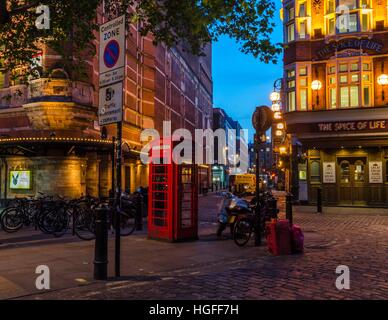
[338,157,367,206]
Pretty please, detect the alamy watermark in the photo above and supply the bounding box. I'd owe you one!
[140,121,249,174]
[35,5,50,30]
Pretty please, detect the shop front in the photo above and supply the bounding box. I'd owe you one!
[286,107,388,207]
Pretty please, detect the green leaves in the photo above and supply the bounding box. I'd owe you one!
[0,0,280,80]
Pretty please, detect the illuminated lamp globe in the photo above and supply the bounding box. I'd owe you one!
[272,103,281,112]
[311,80,322,91]
[274,112,283,120]
[270,91,281,102]
[275,130,283,137]
[377,74,388,86]
[277,123,285,130]
[279,146,287,154]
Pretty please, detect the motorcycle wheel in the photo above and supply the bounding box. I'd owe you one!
[233,218,253,247]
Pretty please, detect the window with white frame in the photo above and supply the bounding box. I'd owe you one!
[326,59,373,109]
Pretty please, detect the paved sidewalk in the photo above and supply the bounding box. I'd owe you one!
[0,192,387,300]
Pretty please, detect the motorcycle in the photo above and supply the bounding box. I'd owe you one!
[217,196,252,238]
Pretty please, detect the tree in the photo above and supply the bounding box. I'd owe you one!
[0,0,281,79]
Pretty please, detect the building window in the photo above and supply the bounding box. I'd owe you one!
[300,89,307,110]
[338,13,358,33]
[327,0,335,14]
[300,21,307,39]
[287,23,295,42]
[299,67,307,76]
[288,91,296,111]
[329,88,337,108]
[0,71,5,89]
[361,14,369,32]
[310,161,321,183]
[339,0,357,10]
[287,7,295,21]
[328,18,335,35]
[363,86,371,106]
[299,2,307,17]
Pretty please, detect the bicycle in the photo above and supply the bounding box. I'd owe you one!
[233,192,277,247]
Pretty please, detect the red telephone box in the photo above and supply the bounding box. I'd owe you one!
[148,138,198,242]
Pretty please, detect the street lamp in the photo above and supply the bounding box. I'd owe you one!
[311,80,322,90]
[271,103,281,112]
[311,80,322,108]
[378,74,388,101]
[270,91,281,102]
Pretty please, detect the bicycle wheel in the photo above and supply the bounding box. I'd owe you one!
[233,218,253,247]
[114,209,136,236]
[74,210,96,241]
[40,208,69,237]
[1,207,23,233]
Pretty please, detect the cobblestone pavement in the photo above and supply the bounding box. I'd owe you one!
[18,192,388,300]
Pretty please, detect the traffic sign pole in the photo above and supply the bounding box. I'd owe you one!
[99,14,126,278]
[115,121,122,277]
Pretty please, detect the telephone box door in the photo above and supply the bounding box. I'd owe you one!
[175,163,198,240]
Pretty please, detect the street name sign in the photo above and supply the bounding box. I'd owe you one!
[99,15,125,87]
[99,82,123,126]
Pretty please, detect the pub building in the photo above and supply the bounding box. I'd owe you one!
[282,0,388,206]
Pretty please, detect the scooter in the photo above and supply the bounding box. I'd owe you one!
[217,197,252,238]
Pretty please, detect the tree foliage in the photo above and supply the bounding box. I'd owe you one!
[0,0,281,79]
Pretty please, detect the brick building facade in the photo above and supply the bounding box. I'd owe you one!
[0,8,212,199]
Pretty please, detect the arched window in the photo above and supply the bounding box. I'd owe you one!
[310,161,320,182]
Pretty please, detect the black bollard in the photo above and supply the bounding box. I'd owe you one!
[286,193,293,225]
[317,187,322,214]
[136,194,143,231]
[94,205,109,280]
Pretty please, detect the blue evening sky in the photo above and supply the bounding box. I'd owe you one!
[212,4,283,142]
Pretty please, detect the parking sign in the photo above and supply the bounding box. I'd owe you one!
[99,15,125,87]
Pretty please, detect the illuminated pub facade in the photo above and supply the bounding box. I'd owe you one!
[0,10,213,200]
[282,0,388,206]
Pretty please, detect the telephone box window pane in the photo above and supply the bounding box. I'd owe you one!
[154,175,167,183]
[154,165,167,174]
[153,201,166,210]
[155,183,168,191]
[153,210,166,218]
[154,192,167,200]
[154,218,166,227]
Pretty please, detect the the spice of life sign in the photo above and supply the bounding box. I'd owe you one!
[99,15,125,125]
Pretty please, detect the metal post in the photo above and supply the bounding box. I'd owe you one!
[111,136,116,201]
[317,187,322,214]
[94,206,109,280]
[254,134,262,246]
[136,193,143,231]
[286,193,293,225]
[115,122,122,277]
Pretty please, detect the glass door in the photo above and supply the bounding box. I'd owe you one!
[338,157,367,205]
